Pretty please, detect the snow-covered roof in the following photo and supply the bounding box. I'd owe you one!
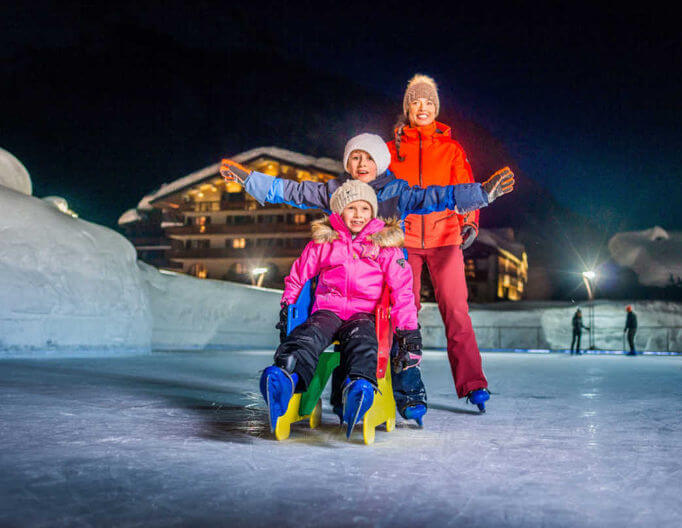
[136,147,343,210]
[609,226,682,287]
[118,208,144,225]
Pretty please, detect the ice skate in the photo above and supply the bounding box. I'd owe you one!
[259,366,298,432]
[403,403,426,426]
[342,378,374,439]
[466,388,490,413]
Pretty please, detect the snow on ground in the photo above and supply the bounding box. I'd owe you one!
[1,350,680,527]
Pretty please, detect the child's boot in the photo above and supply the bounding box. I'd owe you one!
[342,378,374,439]
[466,388,490,413]
[403,403,427,427]
[259,365,299,432]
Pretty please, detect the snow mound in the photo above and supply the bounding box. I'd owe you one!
[0,147,32,195]
[0,185,151,353]
[140,263,280,350]
[608,227,682,287]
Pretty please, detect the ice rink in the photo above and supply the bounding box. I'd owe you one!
[1,350,680,527]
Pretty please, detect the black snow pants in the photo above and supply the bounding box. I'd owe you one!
[274,310,378,392]
[627,329,637,354]
[570,330,582,354]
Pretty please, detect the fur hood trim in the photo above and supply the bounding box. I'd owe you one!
[311,216,404,247]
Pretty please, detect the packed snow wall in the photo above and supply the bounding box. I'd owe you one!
[0,185,152,355]
[140,263,280,350]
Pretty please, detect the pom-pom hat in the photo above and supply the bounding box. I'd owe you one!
[403,74,440,117]
[329,180,378,219]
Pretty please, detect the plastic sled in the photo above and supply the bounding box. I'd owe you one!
[272,279,395,445]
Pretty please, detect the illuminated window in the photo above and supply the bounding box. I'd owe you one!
[232,238,246,249]
[235,262,246,274]
[225,181,242,193]
[191,263,207,279]
[293,213,306,224]
[465,259,476,279]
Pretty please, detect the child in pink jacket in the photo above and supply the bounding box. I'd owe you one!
[259,180,422,439]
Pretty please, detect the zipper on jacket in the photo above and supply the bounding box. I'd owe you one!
[419,134,425,249]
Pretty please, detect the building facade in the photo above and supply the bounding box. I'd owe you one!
[119,147,341,287]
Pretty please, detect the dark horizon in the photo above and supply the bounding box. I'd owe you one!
[1,1,680,236]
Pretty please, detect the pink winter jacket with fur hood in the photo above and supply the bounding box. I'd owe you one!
[282,214,418,331]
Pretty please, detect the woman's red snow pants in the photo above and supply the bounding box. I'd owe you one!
[407,244,488,398]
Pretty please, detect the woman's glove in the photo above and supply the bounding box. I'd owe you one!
[482,166,515,203]
[220,159,252,185]
[392,328,423,373]
[460,224,478,250]
[275,301,289,343]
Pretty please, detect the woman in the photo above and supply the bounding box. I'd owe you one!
[387,74,513,411]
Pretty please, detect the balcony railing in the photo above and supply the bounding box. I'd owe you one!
[168,247,304,259]
[165,223,310,236]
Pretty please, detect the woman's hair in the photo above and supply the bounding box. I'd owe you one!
[392,114,409,162]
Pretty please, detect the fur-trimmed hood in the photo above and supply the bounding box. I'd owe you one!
[311,215,404,248]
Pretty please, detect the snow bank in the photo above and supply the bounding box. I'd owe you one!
[609,226,682,287]
[418,300,682,352]
[0,185,151,355]
[140,263,280,350]
[0,147,32,195]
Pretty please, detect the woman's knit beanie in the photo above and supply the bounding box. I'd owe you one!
[403,74,440,116]
[329,180,378,218]
[343,133,391,176]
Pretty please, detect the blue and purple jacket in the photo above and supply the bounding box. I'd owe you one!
[243,169,489,219]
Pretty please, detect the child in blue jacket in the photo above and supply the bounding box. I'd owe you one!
[221,133,514,425]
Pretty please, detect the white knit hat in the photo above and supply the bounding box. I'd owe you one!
[342,133,391,176]
[329,180,378,218]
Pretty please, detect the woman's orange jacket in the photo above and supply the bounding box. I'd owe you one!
[387,122,480,249]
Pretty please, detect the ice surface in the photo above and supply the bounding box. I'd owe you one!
[609,227,682,287]
[0,147,32,195]
[1,350,680,527]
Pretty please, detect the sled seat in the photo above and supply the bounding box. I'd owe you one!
[272,278,395,445]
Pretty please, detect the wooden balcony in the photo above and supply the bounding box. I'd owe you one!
[165,223,310,237]
[168,247,304,259]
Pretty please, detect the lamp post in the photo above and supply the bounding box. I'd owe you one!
[251,267,268,287]
[582,270,596,349]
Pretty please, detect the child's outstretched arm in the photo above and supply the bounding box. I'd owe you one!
[221,159,332,212]
[377,167,515,217]
[282,240,323,306]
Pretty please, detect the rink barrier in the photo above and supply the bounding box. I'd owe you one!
[421,325,682,354]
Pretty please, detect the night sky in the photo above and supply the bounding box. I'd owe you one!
[2,1,681,238]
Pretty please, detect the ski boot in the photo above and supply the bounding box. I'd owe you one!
[342,378,374,440]
[466,388,490,413]
[403,403,426,427]
[259,366,299,432]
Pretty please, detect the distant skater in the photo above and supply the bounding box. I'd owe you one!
[624,305,638,355]
[570,308,590,355]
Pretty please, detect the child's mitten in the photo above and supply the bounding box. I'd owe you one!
[392,328,423,373]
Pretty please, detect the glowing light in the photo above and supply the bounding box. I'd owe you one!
[582,270,596,280]
[252,267,268,276]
